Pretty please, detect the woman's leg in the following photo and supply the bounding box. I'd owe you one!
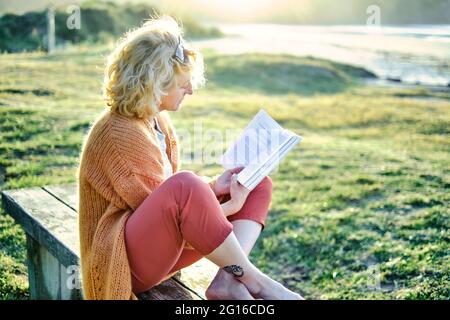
[203,176,301,300]
[163,220,264,300]
[125,171,234,293]
[165,176,301,300]
[164,176,273,277]
[206,177,272,299]
[165,176,277,299]
[205,230,302,300]
[205,220,262,299]
[126,172,301,299]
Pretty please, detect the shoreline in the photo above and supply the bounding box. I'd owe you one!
[364,78,450,93]
[194,24,450,89]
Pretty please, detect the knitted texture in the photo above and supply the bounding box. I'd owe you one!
[77,109,180,300]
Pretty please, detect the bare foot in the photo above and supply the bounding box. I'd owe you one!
[206,270,255,300]
[243,271,304,300]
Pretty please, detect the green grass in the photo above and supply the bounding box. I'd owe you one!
[0,43,449,299]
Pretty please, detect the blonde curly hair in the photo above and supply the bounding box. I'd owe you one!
[103,15,205,119]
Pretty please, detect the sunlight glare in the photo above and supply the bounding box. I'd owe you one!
[199,0,277,19]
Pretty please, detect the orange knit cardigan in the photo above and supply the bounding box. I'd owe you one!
[77,109,191,300]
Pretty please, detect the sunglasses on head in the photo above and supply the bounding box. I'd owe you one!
[173,36,189,64]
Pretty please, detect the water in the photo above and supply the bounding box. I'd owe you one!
[192,24,450,88]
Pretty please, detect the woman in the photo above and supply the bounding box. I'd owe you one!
[78,15,303,300]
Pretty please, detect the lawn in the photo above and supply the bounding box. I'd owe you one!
[0,43,449,299]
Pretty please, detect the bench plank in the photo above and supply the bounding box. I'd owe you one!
[137,279,199,300]
[43,185,78,212]
[26,234,83,299]
[26,234,60,299]
[2,187,80,267]
[177,259,218,300]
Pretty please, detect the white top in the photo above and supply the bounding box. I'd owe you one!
[153,118,173,179]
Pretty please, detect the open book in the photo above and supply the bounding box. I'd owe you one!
[219,109,303,191]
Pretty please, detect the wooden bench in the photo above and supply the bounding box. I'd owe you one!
[1,183,219,300]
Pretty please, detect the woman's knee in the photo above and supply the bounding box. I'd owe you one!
[167,170,209,193]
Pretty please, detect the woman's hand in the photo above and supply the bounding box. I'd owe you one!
[221,174,251,216]
[212,167,244,196]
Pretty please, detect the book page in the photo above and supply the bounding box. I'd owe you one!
[220,109,290,169]
[238,133,302,190]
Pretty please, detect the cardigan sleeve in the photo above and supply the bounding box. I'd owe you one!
[82,116,166,211]
[105,139,164,211]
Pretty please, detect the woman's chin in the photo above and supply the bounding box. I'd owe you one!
[163,105,181,112]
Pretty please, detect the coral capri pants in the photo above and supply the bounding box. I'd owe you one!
[124,171,272,294]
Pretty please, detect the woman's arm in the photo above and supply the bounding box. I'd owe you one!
[220,200,238,217]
